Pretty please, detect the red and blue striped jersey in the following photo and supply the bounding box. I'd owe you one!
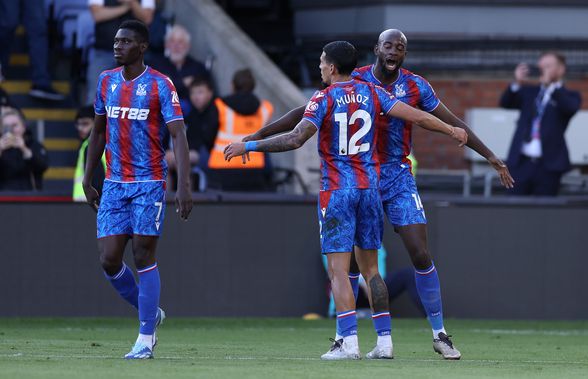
[352,65,440,164]
[94,66,183,182]
[303,79,398,190]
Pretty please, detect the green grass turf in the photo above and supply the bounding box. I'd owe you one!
[1,318,587,378]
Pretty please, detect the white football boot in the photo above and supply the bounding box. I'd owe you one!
[320,337,361,360]
[365,343,393,359]
[433,332,461,360]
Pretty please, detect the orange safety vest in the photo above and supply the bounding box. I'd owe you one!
[208,97,273,169]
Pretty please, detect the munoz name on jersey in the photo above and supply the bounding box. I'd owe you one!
[105,106,150,120]
[335,92,371,108]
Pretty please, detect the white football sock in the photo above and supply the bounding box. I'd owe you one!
[377,334,392,348]
[137,333,154,348]
[343,334,359,349]
[433,328,447,339]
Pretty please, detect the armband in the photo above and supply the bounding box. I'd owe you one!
[245,141,258,152]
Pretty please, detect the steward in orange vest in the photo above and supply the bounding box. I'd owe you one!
[208,69,273,169]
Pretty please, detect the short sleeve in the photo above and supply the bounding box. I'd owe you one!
[94,73,107,115]
[417,78,440,112]
[158,77,184,124]
[374,86,399,114]
[302,90,328,129]
[141,0,156,8]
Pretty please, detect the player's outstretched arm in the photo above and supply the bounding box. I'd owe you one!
[243,105,306,142]
[82,114,107,211]
[225,120,317,161]
[431,102,514,188]
[387,101,468,146]
[168,120,193,221]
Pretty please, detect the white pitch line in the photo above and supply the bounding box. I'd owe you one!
[49,327,588,337]
[1,353,588,366]
[467,328,588,336]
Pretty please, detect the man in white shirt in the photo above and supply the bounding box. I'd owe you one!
[500,52,582,196]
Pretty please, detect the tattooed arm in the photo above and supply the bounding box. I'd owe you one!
[224,120,317,161]
[243,105,306,141]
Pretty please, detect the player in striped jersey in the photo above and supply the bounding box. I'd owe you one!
[82,20,193,359]
[242,29,514,359]
[224,41,466,360]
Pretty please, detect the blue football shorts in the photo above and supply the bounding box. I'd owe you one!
[97,180,166,238]
[379,162,427,227]
[318,188,384,254]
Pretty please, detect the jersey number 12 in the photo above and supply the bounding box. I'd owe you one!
[335,110,372,155]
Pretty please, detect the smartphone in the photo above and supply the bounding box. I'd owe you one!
[528,64,541,77]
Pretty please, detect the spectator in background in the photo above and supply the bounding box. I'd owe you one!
[72,106,106,201]
[500,52,582,196]
[146,0,168,56]
[164,76,218,190]
[0,108,48,190]
[207,68,273,191]
[185,76,219,159]
[0,86,13,113]
[152,24,212,115]
[87,0,155,104]
[0,0,65,101]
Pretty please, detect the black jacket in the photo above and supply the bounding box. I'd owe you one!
[94,0,150,50]
[151,56,212,101]
[222,92,261,116]
[500,84,582,172]
[185,100,219,153]
[0,131,49,191]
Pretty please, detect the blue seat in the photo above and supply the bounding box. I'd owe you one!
[75,9,95,66]
[53,0,88,50]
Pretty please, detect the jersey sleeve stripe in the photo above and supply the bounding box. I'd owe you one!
[165,117,184,124]
[302,117,320,129]
[423,98,441,112]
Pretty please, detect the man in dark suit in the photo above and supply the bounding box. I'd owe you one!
[500,52,582,196]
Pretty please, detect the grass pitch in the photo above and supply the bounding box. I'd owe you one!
[1,318,587,378]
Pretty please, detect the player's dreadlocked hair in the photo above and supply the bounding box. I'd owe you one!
[322,41,357,76]
[118,20,150,44]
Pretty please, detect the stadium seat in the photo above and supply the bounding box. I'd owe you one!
[191,167,208,192]
[45,0,55,17]
[75,10,95,50]
[54,1,88,48]
[75,10,95,72]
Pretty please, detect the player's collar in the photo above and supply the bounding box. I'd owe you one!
[120,65,149,82]
[369,65,383,86]
[334,79,354,85]
[370,64,403,87]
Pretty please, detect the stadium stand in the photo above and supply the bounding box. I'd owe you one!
[1,23,77,194]
[2,0,586,196]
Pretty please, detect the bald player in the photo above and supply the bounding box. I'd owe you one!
[243,29,514,360]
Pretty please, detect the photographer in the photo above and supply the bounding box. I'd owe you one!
[500,52,582,196]
[0,108,49,191]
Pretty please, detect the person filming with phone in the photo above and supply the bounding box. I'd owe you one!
[0,108,49,191]
[500,52,582,196]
